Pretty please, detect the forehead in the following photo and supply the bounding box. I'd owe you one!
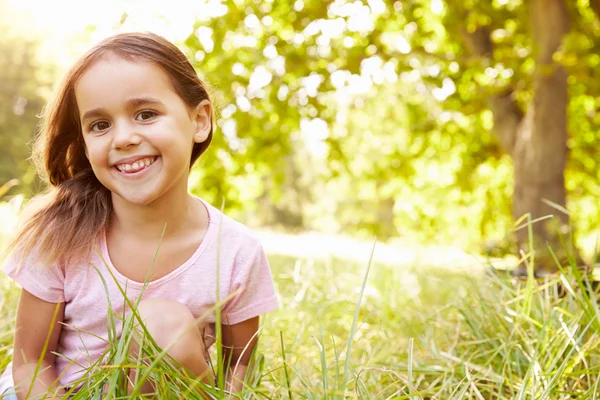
[75,55,179,113]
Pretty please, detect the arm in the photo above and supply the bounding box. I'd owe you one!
[221,316,260,394]
[12,289,66,400]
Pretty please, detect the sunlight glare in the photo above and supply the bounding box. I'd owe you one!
[7,0,228,68]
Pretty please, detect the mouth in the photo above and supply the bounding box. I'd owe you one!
[114,156,159,174]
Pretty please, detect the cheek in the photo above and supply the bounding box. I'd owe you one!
[170,111,198,141]
[84,143,108,167]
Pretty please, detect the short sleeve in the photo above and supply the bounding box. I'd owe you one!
[3,250,65,303]
[222,240,279,325]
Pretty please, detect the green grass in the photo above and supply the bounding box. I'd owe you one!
[1,247,599,398]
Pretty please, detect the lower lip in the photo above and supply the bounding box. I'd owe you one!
[113,157,160,179]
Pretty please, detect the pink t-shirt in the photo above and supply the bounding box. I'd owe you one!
[0,197,278,393]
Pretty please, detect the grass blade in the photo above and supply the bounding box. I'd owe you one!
[341,239,376,395]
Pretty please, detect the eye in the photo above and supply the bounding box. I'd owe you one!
[136,110,158,121]
[90,120,111,133]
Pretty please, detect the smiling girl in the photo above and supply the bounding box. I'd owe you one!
[0,32,278,399]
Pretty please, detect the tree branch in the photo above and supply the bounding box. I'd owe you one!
[465,26,493,58]
[488,90,523,154]
[591,0,600,21]
[465,26,522,155]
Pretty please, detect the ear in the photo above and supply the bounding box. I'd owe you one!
[192,100,212,144]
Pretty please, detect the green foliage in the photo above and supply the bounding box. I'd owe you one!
[180,0,508,244]
[167,0,579,249]
[0,23,49,196]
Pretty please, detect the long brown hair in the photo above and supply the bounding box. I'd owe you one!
[9,32,214,267]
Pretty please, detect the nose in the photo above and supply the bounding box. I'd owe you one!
[111,120,142,150]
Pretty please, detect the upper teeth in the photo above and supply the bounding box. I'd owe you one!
[117,157,156,172]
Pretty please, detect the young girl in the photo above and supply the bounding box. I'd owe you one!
[0,32,278,398]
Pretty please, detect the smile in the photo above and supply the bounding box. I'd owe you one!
[115,156,158,174]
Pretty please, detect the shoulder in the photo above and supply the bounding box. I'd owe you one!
[2,246,68,303]
[200,198,262,251]
[3,246,65,276]
[3,236,103,280]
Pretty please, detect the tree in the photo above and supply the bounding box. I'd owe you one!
[426,0,600,271]
[436,0,573,272]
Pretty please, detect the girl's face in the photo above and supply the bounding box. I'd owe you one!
[75,55,211,207]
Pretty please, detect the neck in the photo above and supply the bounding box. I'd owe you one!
[109,188,203,242]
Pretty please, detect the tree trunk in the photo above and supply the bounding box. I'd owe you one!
[376,179,397,239]
[511,0,571,270]
[467,0,574,271]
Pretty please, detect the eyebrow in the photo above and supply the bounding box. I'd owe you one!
[80,97,166,123]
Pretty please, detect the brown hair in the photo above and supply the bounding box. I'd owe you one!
[9,32,214,267]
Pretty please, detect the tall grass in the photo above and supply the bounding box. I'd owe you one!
[2,253,599,398]
[0,191,599,398]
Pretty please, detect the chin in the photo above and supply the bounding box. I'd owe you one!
[112,190,161,207]
[129,195,160,207]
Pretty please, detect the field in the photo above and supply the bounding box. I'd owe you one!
[1,232,600,399]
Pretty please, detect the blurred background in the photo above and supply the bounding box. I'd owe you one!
[1,0,600,267]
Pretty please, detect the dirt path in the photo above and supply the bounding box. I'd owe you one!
[255,229,513,271]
